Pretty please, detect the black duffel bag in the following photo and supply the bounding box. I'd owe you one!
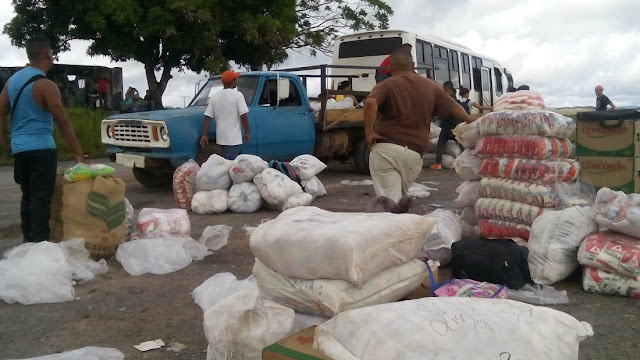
[451,239,533,290]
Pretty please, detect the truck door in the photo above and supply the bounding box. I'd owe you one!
[480,67,493,106]
[252,77,316,161]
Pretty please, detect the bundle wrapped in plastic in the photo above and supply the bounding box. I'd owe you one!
[420,209,462,265]
[593,188,640,238]
[493,90,545,111]
[479,177,556,208]
[301,176,327,200]
[475,198,548,226]
[454,181,481,208]
[477,110,575,139]
[476,135,574,159]
[229,155,269,184]
[173,160,200,210]
[253,168,304,210]
[478,219,531,242]
[452,121,481,149]
[453,149,482,181]
[479,157,580,183]
[63,163,115,182]
[289,155,327,180]
[228,183,262,213]
[582,266,640,299]
[196,154,232,191]
[137,208,191,237]
[191,190,229,214]
[578,231,640,277]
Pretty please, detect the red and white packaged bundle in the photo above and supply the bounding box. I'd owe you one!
[477,110,575,139]
[582,266,640,299]
[475,135,574,160]
[493,90,545,111]
[578,231,640,278]
[137,208,191,237]
[478,158,579,184]
[475,198,548,226]
[173,160,200,210]
[477,219,531,242]
[479,177,556,208]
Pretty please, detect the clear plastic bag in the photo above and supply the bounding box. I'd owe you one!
[137,208,191,237]
[115,232,198,276]
[507,284,569,305]
[593,187,640,238]
[420,210,462,265]
[554,177,596,209]
[454,181,480,208]
[199,225,233,251]
[63,163,115,183]
[196,154,232,191]
[8,347,125,360]
[453,149,481,181]
[191,190,229,214]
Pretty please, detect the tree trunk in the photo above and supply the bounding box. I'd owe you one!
[144,64,173,110]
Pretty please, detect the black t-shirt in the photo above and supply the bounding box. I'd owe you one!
[596,95,611,111]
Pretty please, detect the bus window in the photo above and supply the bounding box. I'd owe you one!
[416,41,433,66]
[472,56,482,92]
[416,42,424,64]
[494,67,503,96]
[461,53,471,89]
[449,50,460,88]
[434,46,449,85]
[338,37,402,58]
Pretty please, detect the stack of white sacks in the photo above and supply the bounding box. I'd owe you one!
[172,154,327,215]
[577,188,640,298]
[422,122,460,169]
[453,91,581,245]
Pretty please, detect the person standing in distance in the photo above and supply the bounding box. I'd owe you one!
[377,43,413,82]
[200,70,250,160]
[0,38,85,242]
[595,85,615,111]
[365,49,479,203]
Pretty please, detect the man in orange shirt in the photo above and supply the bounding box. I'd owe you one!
[377,43,412,82]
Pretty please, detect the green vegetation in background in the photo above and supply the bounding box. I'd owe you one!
[0,107,109,166]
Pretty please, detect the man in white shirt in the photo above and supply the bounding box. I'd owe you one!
[200,70,250,160]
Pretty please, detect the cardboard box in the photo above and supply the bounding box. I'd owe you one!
[263,326,331,360]
[576,111,640,158]
[579,156,640,193]
[407,263,439,299]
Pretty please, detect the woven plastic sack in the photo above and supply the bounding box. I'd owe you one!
[253,259,427,317]
[301,176,327,199]
[528,207,599,285]
[475,198,549,226]
[478,219,531,242]
[452,121,480,149]
[453,149,481,181]
[283,192,313,210]
[479,158,580,183]
[421,209,462,265]
[578,231,640,278]
[229,155,269,184]
[582,266,640,299]
[434,278,507,299]
[289,155,327,180]
[192,190,229,214]
[9,347,125,360]
[228,183,262,213]
[137,208,191,237]
[253,168,304,209]
[593,187,640,238]
[477,110,575,138]
[476,135,574,159]
[479,177,556,208]
[173,160,200,210]
[454,181,481,207]
[314,297,593,360]
[196,154,232,191]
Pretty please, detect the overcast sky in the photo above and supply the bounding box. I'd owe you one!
[1,0,638,108]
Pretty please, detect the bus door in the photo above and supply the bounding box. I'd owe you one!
[480,67,493,106]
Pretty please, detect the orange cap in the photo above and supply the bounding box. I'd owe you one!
[221,70,241,83]
[595,85,604,91]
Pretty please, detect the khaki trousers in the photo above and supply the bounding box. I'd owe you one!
[368,143,423,203]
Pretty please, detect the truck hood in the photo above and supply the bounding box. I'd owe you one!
[106,106,206,122]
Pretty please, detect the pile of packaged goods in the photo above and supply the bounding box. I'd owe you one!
[578,188,640,298]
[172,154,327,214]
[452,91,580,244]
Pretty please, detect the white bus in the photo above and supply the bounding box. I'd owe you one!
[331,30,514,113]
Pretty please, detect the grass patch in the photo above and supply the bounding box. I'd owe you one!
[0,107,110,166]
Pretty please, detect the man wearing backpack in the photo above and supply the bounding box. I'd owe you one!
[458,87,492,115]
[430,81,464,170]
[0,38,84,242]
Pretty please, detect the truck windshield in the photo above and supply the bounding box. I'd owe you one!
[189,76,259,107]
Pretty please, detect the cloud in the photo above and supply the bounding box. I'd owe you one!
[0,0,638,108]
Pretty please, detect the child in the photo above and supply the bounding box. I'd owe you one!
[458,87,492,115]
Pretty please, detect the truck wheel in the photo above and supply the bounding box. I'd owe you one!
[132,168,172,189]
[196,143,224,165]
[353,137,371,175]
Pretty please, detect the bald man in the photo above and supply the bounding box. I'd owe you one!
[364,48,479,204]
[595,85,615,111]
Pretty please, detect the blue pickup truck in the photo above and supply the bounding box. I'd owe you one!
[102,66,372,187]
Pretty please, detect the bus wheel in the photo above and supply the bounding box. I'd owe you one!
[133,168,172,189]
[353,137,371,175]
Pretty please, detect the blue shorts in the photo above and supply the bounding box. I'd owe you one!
[221,145,242,160]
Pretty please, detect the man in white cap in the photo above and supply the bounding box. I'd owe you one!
[200,70,250,160]
[595,85,615,111]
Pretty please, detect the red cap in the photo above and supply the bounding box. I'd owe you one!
[595,85,604,91]
[221,70,241,83]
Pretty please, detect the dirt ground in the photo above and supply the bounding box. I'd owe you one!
[0,163,638,359]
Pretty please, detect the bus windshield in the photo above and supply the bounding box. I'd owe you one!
[189,76,260,107]
[338,37,402,58]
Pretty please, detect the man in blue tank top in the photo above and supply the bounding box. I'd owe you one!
[0,38,84,242]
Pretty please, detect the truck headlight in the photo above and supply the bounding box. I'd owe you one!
[160,127,168,141]
[106,125,113,138]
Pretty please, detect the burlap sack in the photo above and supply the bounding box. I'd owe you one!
[50,175,126,260]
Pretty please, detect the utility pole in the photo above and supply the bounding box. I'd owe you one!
[180,96,189,108]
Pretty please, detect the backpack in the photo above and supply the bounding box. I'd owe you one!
[458,99,471,115]
[450,238,533,290]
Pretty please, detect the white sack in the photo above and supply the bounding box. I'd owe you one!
[452,121,481,149]
[250,206,436,285]
[253,259,427,317]
[454,149,482,181]
[302,176,327,199]
[191,190,229,214]
[294,313,330,332]
[593,187,640,238]
[429,122,441,139]
[199,225,233,251]
[445,140,462,158]
[253,168,303,209]
[8,347,125,360]
[228,183,263,213]
[229,155,269,184]
[290,155,327,180]
[528,207,598,285]
[314,297,593,360]
[283,192,314,210]
[194,273,297,360]
[196,154,232,191]
[420,209,462,265]
[454,180,481,208]
[137,208,191,237]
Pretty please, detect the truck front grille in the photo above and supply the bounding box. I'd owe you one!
[113,124,152,143]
